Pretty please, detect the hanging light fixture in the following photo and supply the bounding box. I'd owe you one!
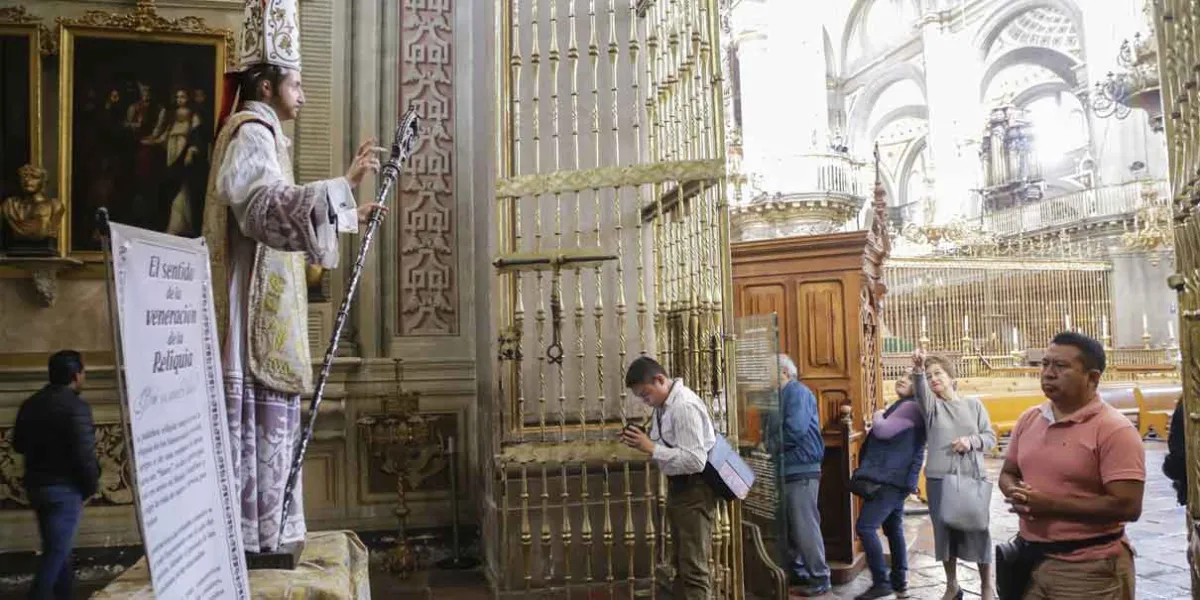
[1121,178,1174,265]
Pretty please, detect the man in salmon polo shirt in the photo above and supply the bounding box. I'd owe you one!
[999,331,1145,599]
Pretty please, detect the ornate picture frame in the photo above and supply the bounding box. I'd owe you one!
[0,7,47,256]
[57,3,233,260]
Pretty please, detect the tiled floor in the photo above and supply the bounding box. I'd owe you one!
[0,443,1190,599]
[371,443,1192,599]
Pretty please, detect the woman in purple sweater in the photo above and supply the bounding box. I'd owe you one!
[852,375,927,600]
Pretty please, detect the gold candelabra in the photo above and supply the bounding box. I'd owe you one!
[355,389,439,579]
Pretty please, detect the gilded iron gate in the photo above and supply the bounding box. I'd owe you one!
[484,0,741,597]
[1153,0,1200,593]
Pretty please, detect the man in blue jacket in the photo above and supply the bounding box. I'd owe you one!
[765,354,829,596]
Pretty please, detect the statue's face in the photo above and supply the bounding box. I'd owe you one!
[20,170,42,193]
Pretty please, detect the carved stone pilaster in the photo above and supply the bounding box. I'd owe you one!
[397,0,458,336]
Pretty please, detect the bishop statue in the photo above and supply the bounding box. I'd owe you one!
[201,0,384,553]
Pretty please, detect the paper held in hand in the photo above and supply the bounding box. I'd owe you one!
[106,222,250,599]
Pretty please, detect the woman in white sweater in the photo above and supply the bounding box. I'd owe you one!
[911,349,997,600]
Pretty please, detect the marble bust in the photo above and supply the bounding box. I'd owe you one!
[2,164,64,246]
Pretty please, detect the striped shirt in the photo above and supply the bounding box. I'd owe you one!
[649,379,716,476]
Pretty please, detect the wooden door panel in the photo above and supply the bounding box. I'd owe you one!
[739,282,791,353]
[796,280,848,379]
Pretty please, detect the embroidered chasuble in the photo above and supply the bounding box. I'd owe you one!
[201,100,358,552]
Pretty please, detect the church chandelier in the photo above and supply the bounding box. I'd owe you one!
[1120,178,1174,265]
[1089,8,1161,129]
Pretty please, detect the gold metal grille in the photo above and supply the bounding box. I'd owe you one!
[881,259,1114,356]
[1151,0,1200,591]
[487,0,741,597]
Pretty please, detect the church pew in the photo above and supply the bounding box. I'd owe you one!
[1098,385,1141,423]
[974,392,1046,439]
[1138,384,1182,439]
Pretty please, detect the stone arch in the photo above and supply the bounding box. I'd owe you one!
[972,0,1086,61]
[847,62,927,150]
[1012,80,1073,108]
[866,104,929,148]
[897,135,929,208]
[839,0,922,75]
[824,26,838,79]
[979,46,1080,103]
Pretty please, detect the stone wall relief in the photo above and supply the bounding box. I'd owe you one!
[0,423,134,509]
[396,0,458,336]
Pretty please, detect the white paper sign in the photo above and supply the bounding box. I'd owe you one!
[109,223,249,599]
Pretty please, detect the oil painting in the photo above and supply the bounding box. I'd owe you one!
[60,24,227,256]
[0,21,46,256]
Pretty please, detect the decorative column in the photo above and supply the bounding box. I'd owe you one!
[918,11,981,224]
[731,4,771,191]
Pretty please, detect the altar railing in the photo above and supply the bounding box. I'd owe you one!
[982,180,1168,236]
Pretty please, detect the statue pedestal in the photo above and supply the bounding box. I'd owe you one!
[245,541,305,570]
[0,256,84,307]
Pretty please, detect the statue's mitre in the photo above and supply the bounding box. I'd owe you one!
[237,0,301,72]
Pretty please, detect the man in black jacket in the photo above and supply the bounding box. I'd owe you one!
[1164,399,1187,506]
[13,350,99,600]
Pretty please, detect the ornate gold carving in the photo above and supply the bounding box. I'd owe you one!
[495,158,726,199]
[0,423,134,509]
[0,5,38,25]
[59,1,233,262]
[55,4,236,69]
[0,2,52,54]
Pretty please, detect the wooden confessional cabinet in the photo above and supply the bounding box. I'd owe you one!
[731,225,890,586]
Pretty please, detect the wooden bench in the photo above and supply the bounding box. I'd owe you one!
[1098,385,1141,424]
[1138,384,1182,439]
[976,392,1045,438]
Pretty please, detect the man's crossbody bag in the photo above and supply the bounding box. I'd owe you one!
[653,406,755,501]
[995,530,1124,600]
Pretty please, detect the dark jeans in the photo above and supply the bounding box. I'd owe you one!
[28,484,83,600]
[854,484,909,588]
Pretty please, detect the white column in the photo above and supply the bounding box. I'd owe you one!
[731,2,772,194]
[733,0,830,195]
[920,16,982,224]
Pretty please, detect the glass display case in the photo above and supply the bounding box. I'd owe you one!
[734,313,790,596]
